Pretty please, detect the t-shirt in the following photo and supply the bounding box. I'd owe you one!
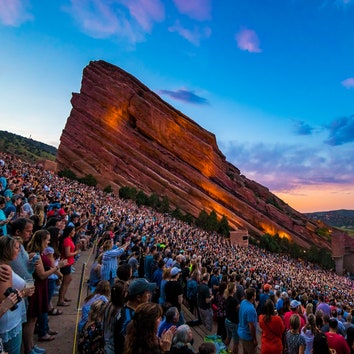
[165,280,183,312]
[325,332,350,354]
[285,331,306,354]
[225,296,239,323]
[62,237,75,266]
[237,299,257,341]
[197,283,211,310]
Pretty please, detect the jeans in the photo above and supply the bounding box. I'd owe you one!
[37,313,49,337]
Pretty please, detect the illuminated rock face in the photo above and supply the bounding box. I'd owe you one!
[57,60,330,249]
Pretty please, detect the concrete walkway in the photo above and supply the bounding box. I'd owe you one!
[35,247,95,354]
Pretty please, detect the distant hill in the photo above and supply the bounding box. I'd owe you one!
[0,130,57,164]
[305,210,354,229]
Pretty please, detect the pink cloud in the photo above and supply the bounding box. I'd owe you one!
[0,0,33,26]
[120,0,165,32]
[169,20,211,46]
[173,0,211,21]
[235,29,262,53]
[341,77,354,89]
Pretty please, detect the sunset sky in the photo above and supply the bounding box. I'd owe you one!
[1,0,354,213]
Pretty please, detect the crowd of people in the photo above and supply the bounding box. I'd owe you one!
[0,151,354,354]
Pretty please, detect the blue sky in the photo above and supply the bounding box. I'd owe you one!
[1,0,354,213]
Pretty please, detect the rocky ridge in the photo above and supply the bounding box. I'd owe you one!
[57,60,340,249]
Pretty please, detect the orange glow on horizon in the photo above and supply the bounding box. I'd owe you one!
[275,185,354,213]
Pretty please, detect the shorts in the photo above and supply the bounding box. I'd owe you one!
[60,265,72,275]
[225,318,239,342]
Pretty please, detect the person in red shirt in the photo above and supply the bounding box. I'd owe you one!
[283,300,306,330]
[325,318,350,354]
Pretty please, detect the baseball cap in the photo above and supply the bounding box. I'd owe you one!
[290,300,301,308]
[170,267,181,277]
[128,278,156,297]
[263,284,272,292]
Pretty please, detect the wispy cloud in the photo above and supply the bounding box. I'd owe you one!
[159,89,209,104]
[168,20,211,45]
[172,0,211,21]
[324,115,354,145]
[221,141,354,192]
[235,28,262,53]
[292,120,314,135]
[341,77,354,89]
[0,0,33,26]
[64,0,164,42]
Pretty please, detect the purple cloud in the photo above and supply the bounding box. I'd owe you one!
[0,0,33,26]
[221,141,354,192]
[65,0,164,42]
[172,0,211,21]
[168,20,211,45]
[235,28,262,53]
[120,0,164,31]
[324,115,354,145]
[292,120,314,135]
[159,89,209,104]
[341,77,354,89]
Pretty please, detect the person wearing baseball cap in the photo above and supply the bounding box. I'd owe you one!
[165,267,184,325]
[113,278,156,354]
[283,299,306,330]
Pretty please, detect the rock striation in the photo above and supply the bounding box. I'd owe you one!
[57,60,335,249]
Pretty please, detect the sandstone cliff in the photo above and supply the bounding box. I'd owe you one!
[57,60,334,249]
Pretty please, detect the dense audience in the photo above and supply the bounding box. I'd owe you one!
[0,152,354,354]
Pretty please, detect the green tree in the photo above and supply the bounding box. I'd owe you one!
[159,196,170,213]
[58,168,77,180]
[147,193,161,209]
[206,210,219,231]
[136,190,148,206]
[78,174,97,186]
[196,209,209,228]
[218,215,230,237]
[171,207,183,220]
[103,185,113,193]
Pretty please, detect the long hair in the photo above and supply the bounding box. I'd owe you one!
[313,332,331,354]
[263,299,276,323]
[224,282,235,299]
[103,280,127,335]
[123,302,162,354]
[47,226,60,259]
[59,225,75,251]
[0,237,18,262]
[302,313,319,336]
[27,229,49,253]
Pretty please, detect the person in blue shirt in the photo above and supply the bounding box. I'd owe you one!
[237,287,258,354]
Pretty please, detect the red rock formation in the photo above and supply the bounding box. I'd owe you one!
[57,60,332,249]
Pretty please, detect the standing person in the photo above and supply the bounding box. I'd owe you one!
[259,299,284,354]
[26,230,63,348]
[165,267,184,325]
[313,332,336,354]
[325,318,350,354]
[197,273,213,332]
[103,280,127,354]
[237,287,258,354]
[301,313,319,354]
[101,240,129,287]
[114,278,156,354]
[214,281,227,340]
[285,314,306,354]
[57,226,80,307]
[224,282,240,354]
[0,236,34,354]
[7,218,44,354]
